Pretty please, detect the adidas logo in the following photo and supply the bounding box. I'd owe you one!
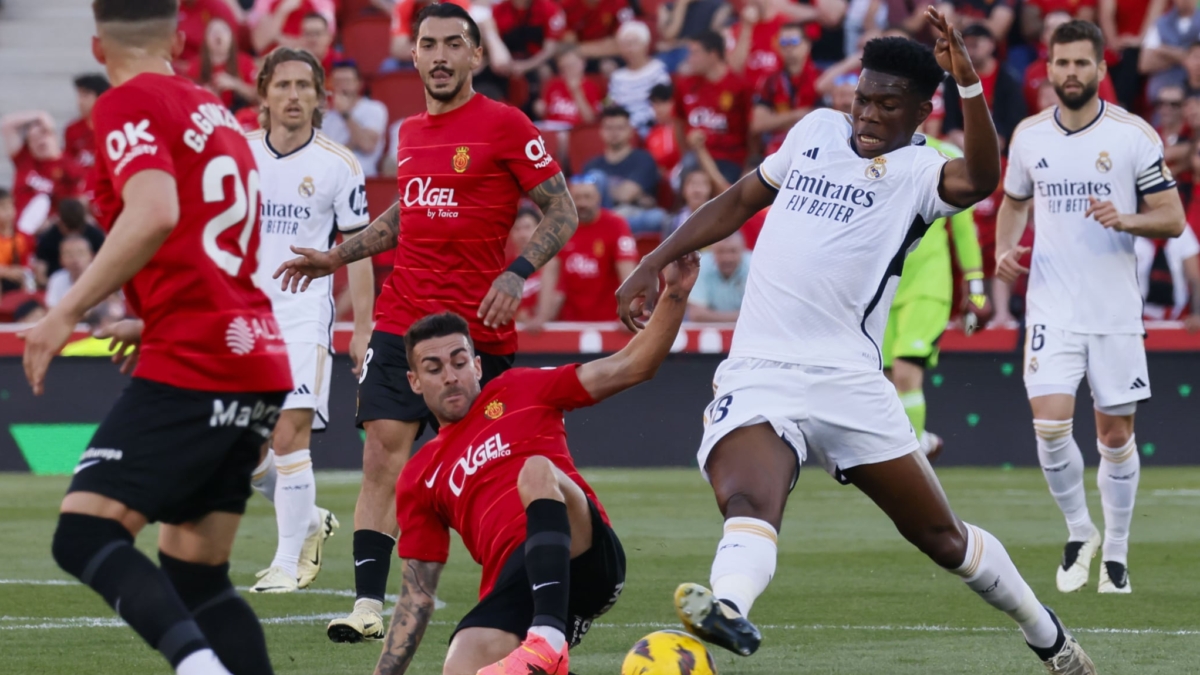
[1129,378,1147,390]
[1035,158,1049,169]
[294,383,312,395]
[802,147,820,160]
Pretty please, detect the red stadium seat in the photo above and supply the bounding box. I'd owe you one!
[567,125,606,175]
[340,15,392,79]
[338,0,383,24]
[371,70,427,124]
[508,75,531,109]
[365,176,397,223]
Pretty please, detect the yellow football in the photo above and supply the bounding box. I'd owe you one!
[620,629,717,675]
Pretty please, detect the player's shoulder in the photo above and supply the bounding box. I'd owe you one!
[1009,107,1057,145]
[803,107,852,130]
[312,131,364,176]
[475,95,535,126]
[1102,103,1160,145]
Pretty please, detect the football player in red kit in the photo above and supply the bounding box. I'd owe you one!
[21,2,291,675]
[369,253,700,675]
[275,1,579,642]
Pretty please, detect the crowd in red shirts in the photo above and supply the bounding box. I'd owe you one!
[3,0,1199,326]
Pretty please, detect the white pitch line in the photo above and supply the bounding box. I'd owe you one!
[0,579,442,607]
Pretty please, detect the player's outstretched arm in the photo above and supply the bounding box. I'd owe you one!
[616,173,773,331]
[925,8,1002,208]
[578,253,701,402]
[274,201,400,293]
[373,559,444,675]
[994,195,1032,284]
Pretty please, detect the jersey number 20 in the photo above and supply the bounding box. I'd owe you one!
[203,155,261,277]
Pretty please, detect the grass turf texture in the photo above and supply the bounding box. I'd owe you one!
[2,468,1198,674]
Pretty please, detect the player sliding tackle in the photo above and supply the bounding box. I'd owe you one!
[370,254,700,675]
[617,9,1096,675]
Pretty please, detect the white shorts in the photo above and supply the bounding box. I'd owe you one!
[282,342,332,431]
[1023,325,1149,413]
[697,358,921,484]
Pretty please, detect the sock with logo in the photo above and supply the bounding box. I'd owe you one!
[1034,419,1098,542]
[353,529,396,603]
[524,499,571,652]
[159,553,274,675]
[1097,436,1139,564]
[950,523,1059,650]
[51,513,211,669]
[898,390,926,438]
[710,517,777,618]
[270,449,315,578]
[251,450,276,504]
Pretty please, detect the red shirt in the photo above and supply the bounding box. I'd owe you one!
[973,156,1006,276]
[391,0,472,37]
[754,61,821,154]
[186,53,258,110]
[1022,59,1117,114]
[92,73,290,392]
[396,365,608,598]
[556,210,638,321]
[1115,0,1152,37]
[178,0,243,64]
[645,122,681,173]
[675,70,753,166]
[11,147,85,230]
[250,0,336,48]
[560,0,633,42]
[493,0,567,59]
[381,94,562,354]
[540,77,604,126]
[728,14,789,90]
[1026,0,1096,16]
[65,117,100,216]
[740,207,767,251]
[0,231,35,268]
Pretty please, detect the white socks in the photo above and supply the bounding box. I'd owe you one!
[952,523,1059,649]
[710,517,778,617]
[176,649,233,675]
[1097,436,1139,565]
[251,450,277,504]
[1034,419,1097,542]
[270,449,316,577]
[528,625,567,652]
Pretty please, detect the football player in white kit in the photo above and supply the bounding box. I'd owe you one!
[618,10,1096,674]
[245,48,377,593]
[995,20,1185,596]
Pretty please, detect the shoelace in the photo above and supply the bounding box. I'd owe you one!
[1043,640,1082,675]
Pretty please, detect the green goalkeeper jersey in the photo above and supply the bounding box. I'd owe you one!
[893,137,983,305]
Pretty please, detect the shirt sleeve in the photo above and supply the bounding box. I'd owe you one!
[335,158,370,232]
[1133,129,1177,197]
[92,87,175,196]
[1173,223,1200,259]
[1002,131,1033,200]
[545,3,567,41]
[756,112,810,191]
[913,148,960,224]
[515,365,596,411]
[498,107,563,193]
[395,470,451,564]
[612,215,638,262]
[391,0,414,37]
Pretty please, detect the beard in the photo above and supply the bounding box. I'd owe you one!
[1053,78,1099,111]
[425,70,468,102]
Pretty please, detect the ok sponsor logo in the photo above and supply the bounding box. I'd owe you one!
[105,120,158,176]
[448,433,511,497]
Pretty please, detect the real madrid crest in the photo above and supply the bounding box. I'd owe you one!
[484,400,505,420]
[865,156,887,180]
[1095,151,1112,173]
[1028,356,1039,374]
[453,146,470,173]
[298,176,316,198]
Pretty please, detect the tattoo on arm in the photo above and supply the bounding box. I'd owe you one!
[337,202,400,266]
[521,173,579,269]
[373,559,442,675]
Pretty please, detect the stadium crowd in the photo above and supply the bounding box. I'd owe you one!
[2,0,1199,329]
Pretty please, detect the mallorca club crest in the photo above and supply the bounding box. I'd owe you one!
[298,176,316,198]
[865,156,887,180]
[1095,151,1112,173]
[484,399,505,420]
[453,146,470,173]
[719,91,734,111]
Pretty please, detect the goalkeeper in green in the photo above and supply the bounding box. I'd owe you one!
[883,137,992,461]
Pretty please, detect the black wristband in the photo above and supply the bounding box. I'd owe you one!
[506,257,536,279]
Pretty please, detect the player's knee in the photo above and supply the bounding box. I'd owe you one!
[909,522,968,569]
[51,513,134,580]
[517,456,562,503]
[158,551,233,612]
[719,490,786,531]
[1033,418,1074,453]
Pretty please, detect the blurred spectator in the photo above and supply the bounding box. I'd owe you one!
[1139,0,1199,101]
[1020,0,1097,48]
[249,0,337,53]
[0,111,85,235]
[675,31,753,186]
[300,12,342,75]
[560,0,635,60]
[688,231,751,322]
[656,0,731,72]
[1023,10,1117,114]
[1100,0,1164,110]
[0,188,35,296]
[583,110,667,235]
[669,168,717,234]
[843,0,888,52]
[45,235,93,308]
[876,0,937,45]
[34,198,104,284]
[12,298,46,324]
[645,83,683,174]
[64,74,110,217]
[545,175,639,321]
[941,24,1026,152]
[799,0,852,66]
[1136,228,1200,329]
[189,18,259,111]
[494,0,566,77]
[751,23,820,154]
[942,0,1016,51]
[740,206,768,249]
[178,0,245,65]
[389,0,472,68]
[507,205,559,330]
[728,0,792,89]
[830,71,859,112]
[535,46,603,127]
[608,21,672,134]
[321,61,389,177]
[1153,85,1193,182]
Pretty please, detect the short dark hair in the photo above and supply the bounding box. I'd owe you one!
[1050,19,1105,61]
[93,0,177,22]
[780,22,807,35]
[860,36,945,100]
[649,82,673,102]
[691,30,726,59]
[56,198,89,232]
[600,105,631,120]
[331,59,362,79]
[302,11,328,27]
[404,312,474,363]
[62,233,93,253]
[416,1,482,49]
[14,299,44,323]
[73,73,111,97]
[0,187,10,202]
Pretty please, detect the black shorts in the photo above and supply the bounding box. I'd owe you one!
[355,330,514,434]
[452,500,626,648]
[67,378,286,525]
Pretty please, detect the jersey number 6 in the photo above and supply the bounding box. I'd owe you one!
[203,155,261,277]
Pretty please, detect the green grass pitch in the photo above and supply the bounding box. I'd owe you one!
[2,467,1199,674]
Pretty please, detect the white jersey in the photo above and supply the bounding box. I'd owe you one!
[1004,101,1176,334]
[732,109,959,371]
[249,129,369,347]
